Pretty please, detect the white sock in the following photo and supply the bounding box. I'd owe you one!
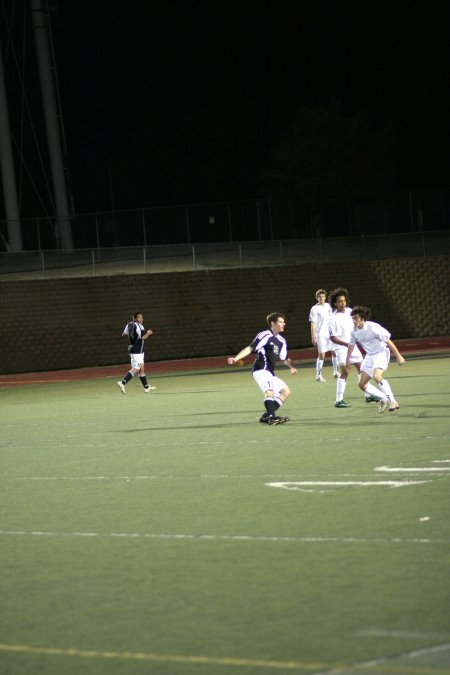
[365,383,386,400]
[378,379,395,402]
[332,355,339,374]
[336,378,346,402]
[316,358,324,377]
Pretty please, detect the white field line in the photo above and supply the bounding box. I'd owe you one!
[376,466,450,472]
[0,530,448,545]
[0,472,448,481]
[356,629,450,640]
[266,481,429,490]
[315,643,450,674]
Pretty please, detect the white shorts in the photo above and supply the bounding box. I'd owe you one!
[361,348,390,377]
[130,353,145,369]
[334,344,362,366]
[253,370,287,395]
[317,335,333,354]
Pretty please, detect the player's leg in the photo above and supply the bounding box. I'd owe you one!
[138,363,156,392]
[315,345,326,382]
[117,360,136,393]
[358,364,389,413]
[354,362,380,403]
[373,368,398,410]
[334,349,350,407]
[331,349,339,378]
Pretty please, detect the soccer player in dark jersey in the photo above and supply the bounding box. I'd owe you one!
[117,312,155,394]
[227,312,297,425]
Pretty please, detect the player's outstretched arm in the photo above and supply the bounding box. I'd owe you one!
[283,358,297,375]
[227,345,252,365]
[387,339,405,365]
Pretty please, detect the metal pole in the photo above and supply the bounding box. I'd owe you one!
[256,201,262,240]
[227,202,232,242]
[91,249,96,276]
[143,247,147,273]
[141,209,147,247]
[192,244,196,269]
[30,0,73,250]
[268,200,274,240]
[41,250,46,278]
[0,40,22,251]
[185,206,191,245]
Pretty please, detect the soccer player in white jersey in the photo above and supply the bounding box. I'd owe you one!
[309,289,338,382]
[227,312,297,425]
[117,312,156,394]
[347,306,405,413]
[329,288,378,408]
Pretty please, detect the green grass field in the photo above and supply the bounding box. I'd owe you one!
[1,356,449,675]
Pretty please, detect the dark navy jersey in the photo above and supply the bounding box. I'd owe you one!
[122,321,147,354]
[250,329,288,375]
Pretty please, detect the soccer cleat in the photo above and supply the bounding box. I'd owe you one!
[334,400,350,408]
[267,417,283,427]
[117,381,126,395]
[259,414,270,424]
[389,402,400,412]
[378,399,388,413]
[144,385,156,392]
[316,375,326,382]
[365,395,381,403]
[277,416,290,423]
[333,372,339,378]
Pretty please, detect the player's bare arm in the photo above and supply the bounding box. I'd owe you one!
[143,329,153,340]
[330,335,348,347]
[387,339,405,365]
[345,343,355,368]
[283,358,297,375]
[228,345,252,365]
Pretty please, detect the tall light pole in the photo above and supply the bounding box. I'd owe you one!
[30,0,73,250]
[0,39,22,251]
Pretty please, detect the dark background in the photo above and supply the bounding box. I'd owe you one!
[1,0,449,218]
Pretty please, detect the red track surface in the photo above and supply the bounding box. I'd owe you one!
[1,336,449,387]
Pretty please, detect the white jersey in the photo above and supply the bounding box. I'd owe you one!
[329,308,362,359]
[309,302,332,337]
[350,320,391,355]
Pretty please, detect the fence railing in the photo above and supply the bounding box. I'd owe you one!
[1,188,449,254]
[1,230,449,280]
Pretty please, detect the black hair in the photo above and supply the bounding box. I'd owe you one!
[328,287,350,309]
[351,305,371,320]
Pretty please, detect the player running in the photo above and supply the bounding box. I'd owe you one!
[227,312,297,425]
[117,312,156,394]
[347,306,405,412]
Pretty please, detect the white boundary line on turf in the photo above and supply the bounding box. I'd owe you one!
[356,629,450,640]
[0,530,448,545]
[314,642,450,675]
[1,471,449,481]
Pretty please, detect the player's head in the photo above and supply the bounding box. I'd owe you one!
[133,311,144,322]
[351,305,371,327]
[267,312,286,332]
[315,289,327,302]
[329,287,350,310]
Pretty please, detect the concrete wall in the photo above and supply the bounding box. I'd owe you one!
[1,256,449,375]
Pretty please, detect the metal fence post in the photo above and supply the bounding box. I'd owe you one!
[186,206,191,245]
[91,250,96,276]
[41,250,46,278]
[192,244,196,269]
[143,247,147,273]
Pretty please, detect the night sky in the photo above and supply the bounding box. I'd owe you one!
[2,0,450,217]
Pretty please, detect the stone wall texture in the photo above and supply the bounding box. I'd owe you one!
[1,256,449,375]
